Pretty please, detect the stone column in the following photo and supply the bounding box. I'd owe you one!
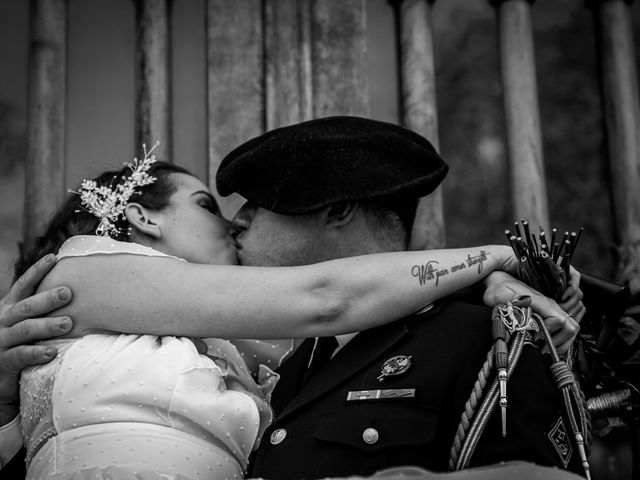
[25,0,67,241]
[311,0,369,117]
[591,0,640,296]
[134,0,172,162]
[492,0,549,229]
[264,0,313,130]
[392,0,445,249]
[206,0,264,216]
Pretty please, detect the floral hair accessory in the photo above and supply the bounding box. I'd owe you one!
[71,142,160,237]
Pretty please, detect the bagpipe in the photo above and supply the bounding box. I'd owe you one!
[448,221,640,480]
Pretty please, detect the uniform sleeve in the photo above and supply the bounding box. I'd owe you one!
[0,416,23,469]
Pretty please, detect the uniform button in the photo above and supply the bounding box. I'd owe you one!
[270,428,287,445]
[362,427,379,445]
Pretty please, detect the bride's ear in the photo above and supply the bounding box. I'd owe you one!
[124,203,162,239]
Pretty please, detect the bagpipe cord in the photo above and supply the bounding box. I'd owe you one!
[448,306,592,479]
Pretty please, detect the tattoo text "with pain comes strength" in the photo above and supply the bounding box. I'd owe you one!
[411,251,489,287]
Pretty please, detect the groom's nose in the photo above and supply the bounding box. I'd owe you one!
[231,201,257,239]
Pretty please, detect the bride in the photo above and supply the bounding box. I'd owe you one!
[8,149,580,479]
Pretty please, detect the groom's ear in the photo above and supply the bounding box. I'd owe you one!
[324,202,358,228]
[124,203,162,239]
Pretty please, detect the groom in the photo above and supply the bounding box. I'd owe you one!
[0,117,583,477]
[216,116,584,478]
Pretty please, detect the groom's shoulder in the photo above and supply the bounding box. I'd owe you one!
[398,297,494,350]
[408,297,492,330]
[1,447,26,479]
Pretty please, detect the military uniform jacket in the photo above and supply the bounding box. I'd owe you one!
[250,299,582,479]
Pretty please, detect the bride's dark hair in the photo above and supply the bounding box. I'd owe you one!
[14,161,192,280]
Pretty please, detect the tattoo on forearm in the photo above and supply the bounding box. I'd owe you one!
[412,250,490,287]
[466,250,489,273]
[412,261,444,286]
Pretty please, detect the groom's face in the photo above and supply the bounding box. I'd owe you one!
[231,202,329,267]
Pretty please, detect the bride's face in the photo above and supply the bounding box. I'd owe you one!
[155,173,238,265]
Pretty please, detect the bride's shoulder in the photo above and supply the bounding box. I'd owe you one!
[56,235,182,261]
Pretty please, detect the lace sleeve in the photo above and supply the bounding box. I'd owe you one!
[227,339,296,377]
[202,338,293,449]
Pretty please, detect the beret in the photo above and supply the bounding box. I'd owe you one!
[216,116,449,214]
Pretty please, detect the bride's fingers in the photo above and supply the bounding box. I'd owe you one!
[561,283,583,302]
[552,336,575,357]
[540,331,576,356]
[527,294,562,321]
[541,315,579,354]
[567,267,582,291]
[560,268,583,309]
[542,313,579,337]
[559,296,579,314]
[573,304,586,324]
[559,287,583,313]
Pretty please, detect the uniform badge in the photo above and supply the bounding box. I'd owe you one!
[548,415,573,468]
[347,388,416,401]
[377,355,412,382]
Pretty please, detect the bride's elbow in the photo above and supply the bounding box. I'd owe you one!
[303,278,353,334]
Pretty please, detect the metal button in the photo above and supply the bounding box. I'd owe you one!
[362,427,379,445]
[270,428,287,445]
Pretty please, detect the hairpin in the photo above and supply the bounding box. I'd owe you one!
[70,142,159,237]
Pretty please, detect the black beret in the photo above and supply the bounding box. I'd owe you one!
[216,116,449,214]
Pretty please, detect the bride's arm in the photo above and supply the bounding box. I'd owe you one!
[39,245,515,339]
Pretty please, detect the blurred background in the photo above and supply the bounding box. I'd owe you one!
[1,1,640,477]
[2,0,639,294]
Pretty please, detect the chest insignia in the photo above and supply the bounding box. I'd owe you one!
[548,415,573,468]
[347,388,416,401]
[377,355,412,382]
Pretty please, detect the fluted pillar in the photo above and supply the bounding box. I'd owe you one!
[311,0,369,117]
[264,0,313,130]
[392,0,445,249]
[134,0,172,162]
[591,0,640,296]
[206,0,264,216]
[25,0,67,241]
[492,0,549,229]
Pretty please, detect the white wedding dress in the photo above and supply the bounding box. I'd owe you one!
[19,236,289,480]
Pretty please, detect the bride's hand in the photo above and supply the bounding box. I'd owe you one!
[494,245,520,277]
[482,271,582,356]
[558,267,585,319]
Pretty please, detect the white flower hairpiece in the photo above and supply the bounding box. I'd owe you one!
[71,142,160,237]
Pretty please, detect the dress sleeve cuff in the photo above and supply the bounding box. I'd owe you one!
[0,416,23,469]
